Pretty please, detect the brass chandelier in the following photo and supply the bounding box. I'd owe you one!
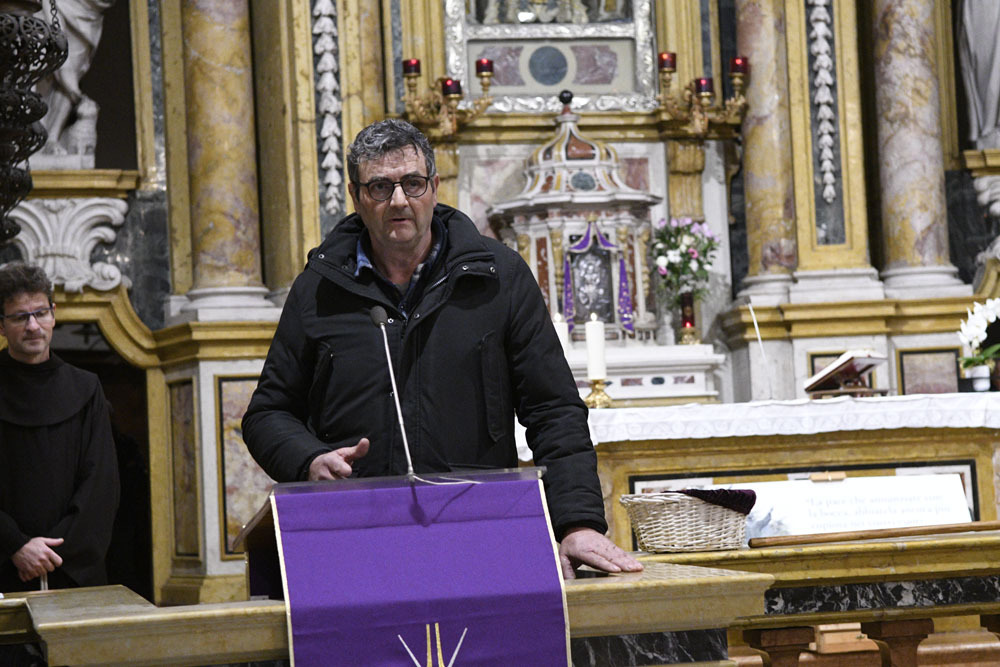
[0,0,68,244]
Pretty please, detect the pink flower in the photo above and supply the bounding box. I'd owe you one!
[679,217,693,227]
[655,218,667,229]
[669,218,680,228]
[688,247,699,259]
[657,266,668,275]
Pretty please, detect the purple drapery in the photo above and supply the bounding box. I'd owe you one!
[562,221,634,332]
[272,473,569,666]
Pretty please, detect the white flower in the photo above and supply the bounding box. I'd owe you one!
[666,249,682,264]
[961,308,989,348]
[655,255,668,268]
[983,298,1000,323]
[689,259,699,273]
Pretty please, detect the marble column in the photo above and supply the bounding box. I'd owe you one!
[872,0,969,299]
[735,0,797,304]
[175,0,280,322]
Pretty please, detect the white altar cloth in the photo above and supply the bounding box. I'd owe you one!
[515,393,1000,461]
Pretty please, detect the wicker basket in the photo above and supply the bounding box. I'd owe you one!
[618,492,747,553]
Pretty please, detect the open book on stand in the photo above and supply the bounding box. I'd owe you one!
[804,349,888,398]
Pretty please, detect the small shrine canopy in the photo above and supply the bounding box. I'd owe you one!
[487,90,661,216]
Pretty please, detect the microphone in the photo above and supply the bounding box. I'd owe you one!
[370,306,415,478]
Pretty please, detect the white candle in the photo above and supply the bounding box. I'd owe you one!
[552,313,570,355]
[585,313,606,380]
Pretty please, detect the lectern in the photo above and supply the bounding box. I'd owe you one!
[235,467,569,666]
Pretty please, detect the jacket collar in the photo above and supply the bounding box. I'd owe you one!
[307,204,493,282]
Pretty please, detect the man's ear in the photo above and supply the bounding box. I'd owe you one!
[348,182,359,207]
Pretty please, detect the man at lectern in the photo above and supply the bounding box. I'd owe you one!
[243,119,640,578]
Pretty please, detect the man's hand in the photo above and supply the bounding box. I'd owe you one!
[308,438,370,480]
[558,527,643,580]
[11,537,64,582]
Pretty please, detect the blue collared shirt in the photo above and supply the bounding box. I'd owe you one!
[355,218,446,317]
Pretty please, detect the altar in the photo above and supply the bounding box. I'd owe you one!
[0,564,773,665]
[514,393,1000,548]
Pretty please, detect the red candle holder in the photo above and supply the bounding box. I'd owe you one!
[657,52,676,72]
[402,58,421,75]
[475,58,493,74]
[441,78,462,96]
[680,292,695,329]
[695,77,714,95]
[729,56,749,75]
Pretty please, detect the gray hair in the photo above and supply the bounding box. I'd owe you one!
[346,119,436,184]
[0,262,53,309]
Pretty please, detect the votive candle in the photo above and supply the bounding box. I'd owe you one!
[585,313,606,380]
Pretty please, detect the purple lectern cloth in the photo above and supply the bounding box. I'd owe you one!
[273,474,568,666]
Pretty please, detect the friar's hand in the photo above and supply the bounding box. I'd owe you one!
[11,537,64,582]
[558,527,643,580]
[308,438,371,480]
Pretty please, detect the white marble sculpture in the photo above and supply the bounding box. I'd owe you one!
[34,0,117,169]
[7,198,130,292]
[959,2,1000,267]
[958,0,1000,150]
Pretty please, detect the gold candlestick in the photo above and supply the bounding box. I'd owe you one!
[584,379,613,409]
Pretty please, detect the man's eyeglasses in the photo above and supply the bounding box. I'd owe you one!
[1,307,54,327]
[357,175,431,202]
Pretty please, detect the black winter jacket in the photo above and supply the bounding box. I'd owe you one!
[242,205,607,537]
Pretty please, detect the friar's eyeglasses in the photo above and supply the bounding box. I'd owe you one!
[1,307,54,326]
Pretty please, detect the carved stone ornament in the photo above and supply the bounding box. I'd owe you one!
[446,0,656,113]
[808,0,839,205]
[312,0,343,217]
[7,197,130,292]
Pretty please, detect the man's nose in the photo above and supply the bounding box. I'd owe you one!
[389,182,409,206]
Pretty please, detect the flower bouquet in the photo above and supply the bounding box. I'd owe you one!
[958,298,1000,369]
[650,217,720,306]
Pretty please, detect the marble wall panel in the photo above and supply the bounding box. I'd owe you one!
[898,349,960,395]
[766,575,1000,615]
[218,376,274,555]
[169,381,199,558]
[467,39,633,95]
[571,628,728,666]
[568,45,617,85]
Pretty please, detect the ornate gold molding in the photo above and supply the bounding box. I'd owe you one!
[27,170,140,199]
[785,0,871,271]
[250,0,321,290]
[53,285,158,367]
[935,0,961,171]
[129,0,158,188]
[963,149,1000,175]
[721,297,971,347]
[666,140,706,220]
[160,0,193,294]
[597,426,997,549]
[154,321,277,367]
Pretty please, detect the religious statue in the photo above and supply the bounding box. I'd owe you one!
[34,0,117,168]
[959,0,1000,277]
[958,0,1000,150]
